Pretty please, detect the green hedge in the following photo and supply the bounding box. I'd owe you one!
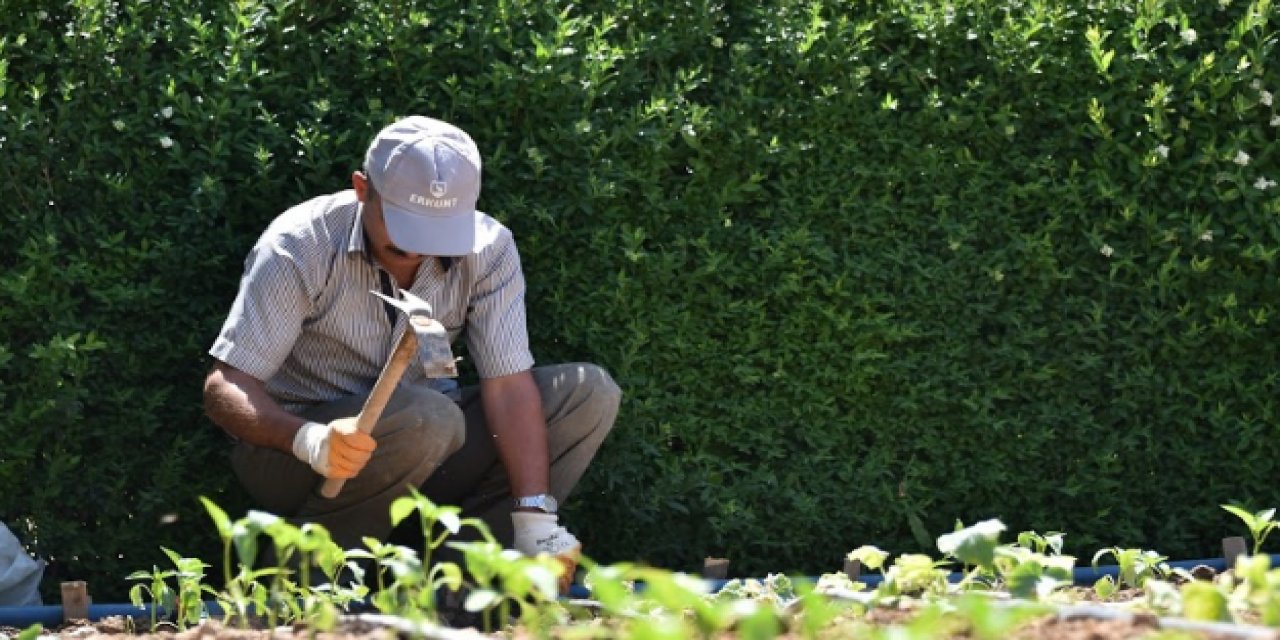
[1,0,1277,601]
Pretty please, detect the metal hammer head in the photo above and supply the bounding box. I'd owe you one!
[371,290,458,378]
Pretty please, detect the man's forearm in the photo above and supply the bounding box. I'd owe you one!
[204,362,305,453]
[480,370,551,497]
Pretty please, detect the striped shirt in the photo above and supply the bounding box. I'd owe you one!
[209,190,534,412]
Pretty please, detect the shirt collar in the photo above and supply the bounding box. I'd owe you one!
[347,199,373,262]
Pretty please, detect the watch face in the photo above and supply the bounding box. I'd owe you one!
[517,494,557,513]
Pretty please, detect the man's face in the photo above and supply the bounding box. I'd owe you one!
[355,171,428,270]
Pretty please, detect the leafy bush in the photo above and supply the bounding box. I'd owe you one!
[0,0,1276,600]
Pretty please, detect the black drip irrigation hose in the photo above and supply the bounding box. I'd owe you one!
[0,555,1274,629]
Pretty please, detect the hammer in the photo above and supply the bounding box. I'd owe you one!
[320,289,457,499]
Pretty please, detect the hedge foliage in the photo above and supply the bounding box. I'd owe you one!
[1,0,1277,601]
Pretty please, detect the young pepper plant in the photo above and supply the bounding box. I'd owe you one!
[937,518,1005,589]
[1222,504,1279,556]
[126,561,177,631]
[448,538,567,634]
[347,538,427,618]
[291,522,353,631]
[382,488,483,621]
[201,497,272,628]
[936,520,1075,601]
[1091,547,1173,598]
[200,497,348,630]
[1229,553,1280,625]
[125,546,218,631]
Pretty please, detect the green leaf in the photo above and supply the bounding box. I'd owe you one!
[433,562,464,591]
[1093,575,1118,599]
[937,519,1006,569]
[847,545,889,571]
[438,510,462,534]
[389,496,416,527]
[1182,581,1230,622]
[200,497,232,539]
[463,588,502,612]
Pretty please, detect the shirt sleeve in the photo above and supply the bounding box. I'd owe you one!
[208,236,313,382]
[465,232,536,378]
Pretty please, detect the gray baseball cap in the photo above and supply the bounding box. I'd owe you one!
[364,116,483,256]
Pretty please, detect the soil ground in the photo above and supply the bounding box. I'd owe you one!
[4,606,1277,640]
[4,584,1275,639]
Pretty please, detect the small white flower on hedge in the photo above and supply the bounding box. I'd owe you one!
[1200,230,1214,242]
[1180,29,1197,45]
[1156,145,1169,159]
[1234,150,1251,166]
[1261,91,1273,107]
[1100,244,1114,258]
[159,136,174,149]
[1272,115,1280,127]
[112,120,126,132]
[1256,177,1277,191]
[160,106,174,119]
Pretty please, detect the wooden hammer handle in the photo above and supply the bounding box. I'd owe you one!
[319,328,419,499]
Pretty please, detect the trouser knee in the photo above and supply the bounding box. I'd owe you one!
[308,384,467,495]
[383,384,467,461]
[567,363,621,429]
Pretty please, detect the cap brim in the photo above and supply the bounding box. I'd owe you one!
[383,204,480,256]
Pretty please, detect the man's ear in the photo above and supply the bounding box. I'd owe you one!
[352,171,370,201]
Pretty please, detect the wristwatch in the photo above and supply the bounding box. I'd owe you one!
[513,493,558,514]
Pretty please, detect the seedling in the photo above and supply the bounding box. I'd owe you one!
[830,546,889,601]
[847,545,890,573]
[938,519,1005,572]
[125,556,177,631]
[448,539,563,634]
[883,553,950,597]
[1092,547,1171,598]
[1222,504,1279,556]
[992,546,1075,601]
[938,519,1005,592]
[1228,554,1280,626]
[294,522,364,626]
[126,547,216,631]
[1016,530,1065,556]
[201,497,269,628]
[199,497,356,631]
[382,488,481,621]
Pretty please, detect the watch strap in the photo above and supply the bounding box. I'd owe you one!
[513,493,558,514]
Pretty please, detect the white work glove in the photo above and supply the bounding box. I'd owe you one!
[512,511,581,594]
[291,418,377,479]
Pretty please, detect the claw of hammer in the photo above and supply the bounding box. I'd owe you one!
[372,289,434,319]
[370,290,457,379]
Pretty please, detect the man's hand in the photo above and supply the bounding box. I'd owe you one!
[291,418,377,479]
[512,511,581,594]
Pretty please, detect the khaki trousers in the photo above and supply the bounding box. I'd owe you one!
[230,363,620,552]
